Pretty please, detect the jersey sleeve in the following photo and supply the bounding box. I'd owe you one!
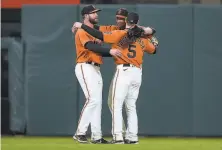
[99,25,119,32]
[103,30,126,44]
[77,30,91,46]
[144,39,156,54]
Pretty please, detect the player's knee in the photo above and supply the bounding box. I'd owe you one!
[87,98,101,107]
[125,103,136,112]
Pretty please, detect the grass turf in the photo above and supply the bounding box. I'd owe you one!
[1,136,222,150]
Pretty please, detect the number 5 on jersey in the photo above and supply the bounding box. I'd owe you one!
[127,44,136,58]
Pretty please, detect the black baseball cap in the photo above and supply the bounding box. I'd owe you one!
[116,8,128,18]
[81,5,101,16]
[126,12,139,24]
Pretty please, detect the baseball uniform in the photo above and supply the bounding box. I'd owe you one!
[74,28,103,141]
[80,15,157,143]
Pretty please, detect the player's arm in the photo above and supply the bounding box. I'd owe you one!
[81,24,125,44]
[78,30,112,56]
[85,42,113,57]
[149,36,158,54]
[94,25,118,32]
[139,26,156,36]
[144,38,158,54]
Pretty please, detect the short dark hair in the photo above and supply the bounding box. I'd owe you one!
[126,12,139,24]
[81,5,101,16]
[116,8,128,17]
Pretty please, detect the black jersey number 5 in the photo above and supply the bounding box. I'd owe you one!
[127,44,136,58]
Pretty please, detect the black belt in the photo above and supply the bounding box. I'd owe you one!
[123,64,135,67]
[86,62,100,67]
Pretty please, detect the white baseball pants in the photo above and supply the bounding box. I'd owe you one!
[74,63,103,140]
[108,79,127,136]
[110,64,142,141]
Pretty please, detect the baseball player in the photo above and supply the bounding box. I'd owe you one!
[73,12,158,144]
[91,8,156,140]
[73,5,122,144]
[74,8,156,142]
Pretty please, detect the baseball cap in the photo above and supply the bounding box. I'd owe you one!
[126,12,139,24]
[116,8,128,18]
[81,5,101,16]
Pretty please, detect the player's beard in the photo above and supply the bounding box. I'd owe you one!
[116,21,126,30]
[89,16,98,24]
[118,23,126,30]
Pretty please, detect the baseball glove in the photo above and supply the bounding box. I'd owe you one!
[150,36,159,47]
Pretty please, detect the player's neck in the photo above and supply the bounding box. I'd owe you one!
[126,24,136,29]
[83,20,94,28]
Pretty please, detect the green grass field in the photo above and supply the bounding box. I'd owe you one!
[1,136,222,150]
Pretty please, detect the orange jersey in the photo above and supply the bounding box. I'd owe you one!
[102,30,156,68]
[75,29,103,64]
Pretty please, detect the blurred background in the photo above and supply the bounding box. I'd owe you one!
[1,0,222,137]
